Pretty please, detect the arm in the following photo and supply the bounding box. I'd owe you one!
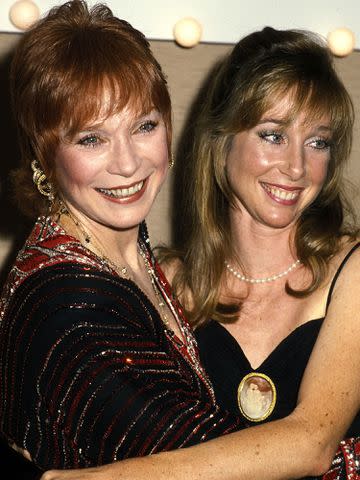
[40,247,360,479]
[0,264,239,470]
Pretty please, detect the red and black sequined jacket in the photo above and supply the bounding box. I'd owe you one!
[0,216,241,470]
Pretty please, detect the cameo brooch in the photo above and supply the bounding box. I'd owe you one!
[237,372,276,422]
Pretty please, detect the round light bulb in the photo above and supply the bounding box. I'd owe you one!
[9,0,40,31]
[173,17,202,48]
[327,28,355,57]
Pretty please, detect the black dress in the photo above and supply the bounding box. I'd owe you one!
[195,243,360,478]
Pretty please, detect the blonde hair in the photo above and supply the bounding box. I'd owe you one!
[167,27,357,327]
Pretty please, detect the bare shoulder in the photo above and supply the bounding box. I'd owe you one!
[332,236,360,275]
[327,237,360,304]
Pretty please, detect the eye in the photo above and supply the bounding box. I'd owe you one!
[258,130,285,144]
[137,120,158,134]
[77,134,102,148]
[308,137,331,150]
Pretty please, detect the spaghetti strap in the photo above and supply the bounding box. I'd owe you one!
[325,242,360,313]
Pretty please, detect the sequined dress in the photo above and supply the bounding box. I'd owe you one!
[0,216,241,470]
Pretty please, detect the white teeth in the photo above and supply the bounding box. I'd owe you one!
[262,184,300,201]
[98,180,144,198]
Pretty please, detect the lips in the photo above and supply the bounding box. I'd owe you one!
[96,179,145,199]
[261,182,303,203]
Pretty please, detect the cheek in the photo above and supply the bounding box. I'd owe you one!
[156,157,169,188]
[253,153,273,171]
[158,148,169,171]
[153,136,170,172]
[55,152,95,188]
[227,139,267,177]
[227,155,266,184]
[311,159,329,187]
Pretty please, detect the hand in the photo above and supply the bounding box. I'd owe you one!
[40,464,114,480]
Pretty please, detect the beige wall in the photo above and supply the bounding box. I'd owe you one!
[0,34,359,272]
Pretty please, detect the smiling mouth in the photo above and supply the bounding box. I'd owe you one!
[261,183,302,202]
[96,180,145,199]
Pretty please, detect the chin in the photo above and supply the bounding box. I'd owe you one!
[268,219,298,230]
[116,214,149,231]
[257,212,297,230]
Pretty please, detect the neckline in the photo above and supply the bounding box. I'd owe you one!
[39,216,214,397]
[211,318,324,370]
[209,241,360,370]
[44,216,178,331]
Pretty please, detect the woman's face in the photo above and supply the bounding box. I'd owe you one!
[54,106,169,232]
[225,95,332,231]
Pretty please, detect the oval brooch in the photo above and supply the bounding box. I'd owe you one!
[237,372,277,422]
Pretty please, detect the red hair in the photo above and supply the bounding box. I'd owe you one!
[11,0,171,216]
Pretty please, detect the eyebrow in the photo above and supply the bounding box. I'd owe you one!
[315,125,333,133]
[258,118,286,125]
[258,118,333,132]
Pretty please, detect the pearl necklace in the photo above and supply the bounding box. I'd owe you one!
[225,259,300,284]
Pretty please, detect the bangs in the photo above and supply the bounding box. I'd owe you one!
[266,77,352,137]
[35,25,170,140]
[257,79,335,126]
[229,71,353,145]
[58,56,165,136]
[222,43,353,143]
[61,70,158,136]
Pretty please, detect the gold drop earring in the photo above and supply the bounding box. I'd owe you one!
[31,160,55,204]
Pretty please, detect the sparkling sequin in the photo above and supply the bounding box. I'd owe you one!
[0,216,241,469]
[322,438,360,479]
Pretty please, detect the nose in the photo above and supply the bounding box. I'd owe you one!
[107,137,141,177]
[279,143,305,181]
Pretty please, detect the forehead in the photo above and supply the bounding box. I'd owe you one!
[260,93,331,128]
[63,86,154,134]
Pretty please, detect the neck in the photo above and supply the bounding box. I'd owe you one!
[229,211,297,275]
[56,200,141,273]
